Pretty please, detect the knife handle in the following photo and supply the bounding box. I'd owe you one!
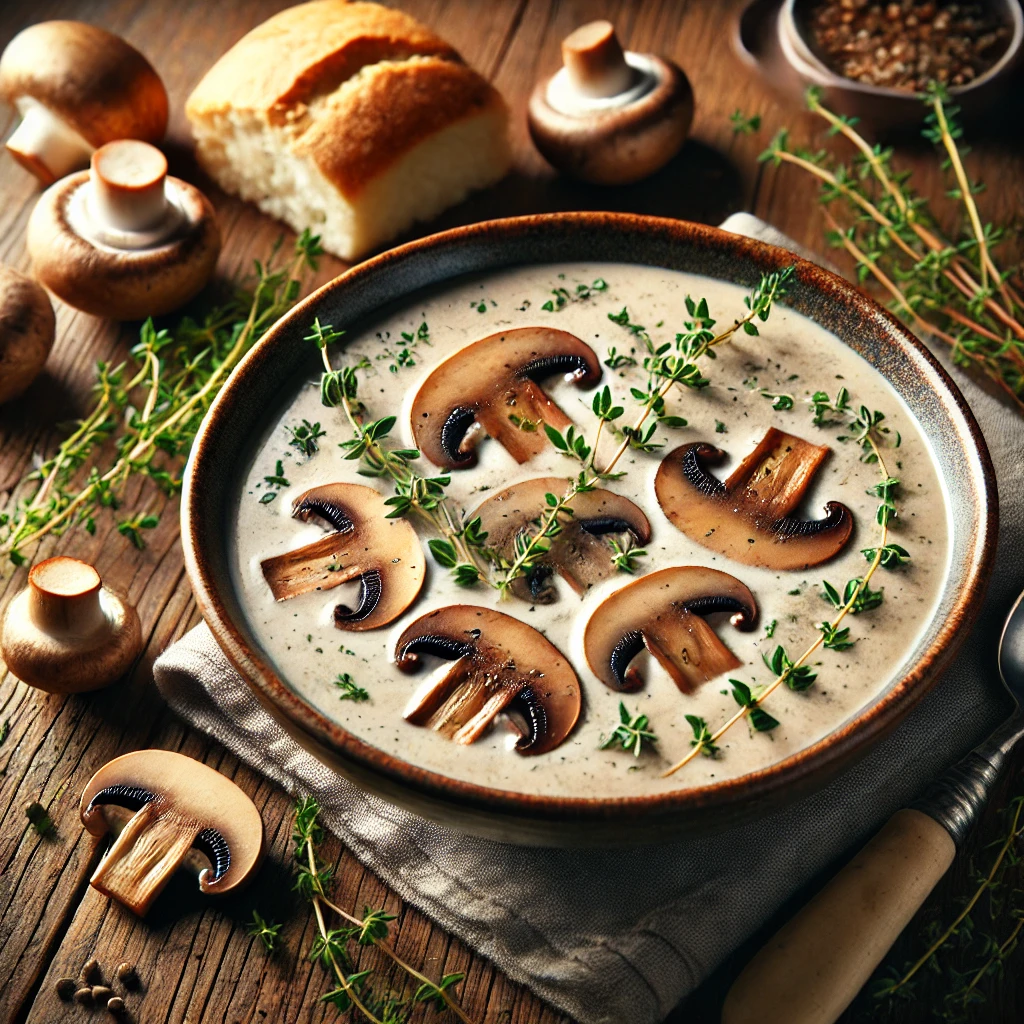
[721,808,955,1024]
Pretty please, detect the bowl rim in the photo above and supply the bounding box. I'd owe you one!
[778,0,1024,100]
[182,211,997,826]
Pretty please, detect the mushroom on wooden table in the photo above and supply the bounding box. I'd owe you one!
[27,138,220,320]
[655,428,854,570]
[0,265,55,405]
[80,749,264,917]
[395,605,582,754]
[470,476,650,603]
[527,20,693,184]
[0,20,168,185]
[260,482,425,630]
[0,556,142,693]
[583,566,758,694]
[410,326,601,468]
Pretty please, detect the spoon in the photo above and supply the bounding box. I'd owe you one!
[722,588,1024,1024]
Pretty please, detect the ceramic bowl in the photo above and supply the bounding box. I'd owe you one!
[777,0,1023,130]
[182,213,995,845]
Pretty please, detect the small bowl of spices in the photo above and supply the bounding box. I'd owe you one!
[778,0,1022,127]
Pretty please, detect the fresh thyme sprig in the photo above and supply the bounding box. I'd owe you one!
[292,797,475,1024]
[494,270,794,597]
[759,86,1024,412]
[601,702,658,758]
[334,673,369,702]
[247,910,283,953]
[287,419,327,457]
[0,230,325,566]
[310,320,493,589]
[665,391,902,775]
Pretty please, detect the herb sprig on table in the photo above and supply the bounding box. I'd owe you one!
[759,85,1024,412]
[291,797,474,1024]
[0,231,325,566]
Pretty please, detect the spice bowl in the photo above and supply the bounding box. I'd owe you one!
[776,0,1022,130]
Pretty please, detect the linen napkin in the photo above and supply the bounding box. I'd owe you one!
[155,216,1023,1024]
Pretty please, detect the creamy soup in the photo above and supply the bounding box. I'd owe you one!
[232,263,951,798]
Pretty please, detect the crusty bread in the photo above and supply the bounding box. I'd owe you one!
[186,1,510,260]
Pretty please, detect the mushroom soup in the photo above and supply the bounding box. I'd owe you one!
[232,262,951,798]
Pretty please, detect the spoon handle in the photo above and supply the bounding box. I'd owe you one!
[722,729,1017,1024]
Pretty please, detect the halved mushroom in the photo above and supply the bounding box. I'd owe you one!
[410,327,601,469]
[80,749,264,917]
[655,428,854,571]
[394,605,581,755]
[260,482,424,631]
[470,477,651,603]
[583,566,757,694]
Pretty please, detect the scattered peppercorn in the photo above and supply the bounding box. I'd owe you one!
[805,0,1012,91]
[92,985,113,1003]
[73,987,93,1007]
[23,800,52,835]
[81,957,102,985]
[115,961,138,988]
[55,977,77,1000]
[107,995,126,1016]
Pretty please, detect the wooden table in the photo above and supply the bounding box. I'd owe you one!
[2,1,1022,1022]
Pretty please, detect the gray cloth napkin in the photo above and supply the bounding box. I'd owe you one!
[154,217,1023,1024]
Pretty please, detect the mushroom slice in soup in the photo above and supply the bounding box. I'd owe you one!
[583,567,757,694]
[410,326,601,469]
[470,477,651,603]
[655,428,854,571]
[395,605,581,755]
[260,482,424,631]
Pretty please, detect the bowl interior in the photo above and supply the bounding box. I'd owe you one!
[183,213,995,841]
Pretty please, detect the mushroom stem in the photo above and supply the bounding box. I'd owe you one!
[89,798,202,916]
[89,140,169,232]
[27,557,106,636]
[6,98,93,185]
[561,20,634,98]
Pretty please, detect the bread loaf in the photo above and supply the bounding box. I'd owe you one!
[186,1,510,260]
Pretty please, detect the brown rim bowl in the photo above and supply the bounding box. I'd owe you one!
[182,213,996,845]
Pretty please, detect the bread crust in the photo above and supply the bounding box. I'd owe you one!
[297,57,506,197]
[186,0,459,121]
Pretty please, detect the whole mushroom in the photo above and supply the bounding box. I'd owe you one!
[527,20,693,185]
[0,265,55,405]
[81,749,265,916]
[0,556,142,693]
[27,139,221,320]
[0,20,168,186]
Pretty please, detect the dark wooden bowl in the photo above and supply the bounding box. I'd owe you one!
[182,213,996,845]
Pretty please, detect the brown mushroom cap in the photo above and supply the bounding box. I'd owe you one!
[583,566,757,694]
[395,605,581,755]
[0,556,142,694]
[527,20,693,185]
[80,748,264,917]
[261,482,425,631]
[470,476,651,603]
[0,265,55,405]
[0,21,168,184]
[410,327,601,469]
[655,428,854,571]
[26,147,221,320]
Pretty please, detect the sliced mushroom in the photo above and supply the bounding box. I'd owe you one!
[0,21,168,185]
[583,566,757,694]
[80,749,264,917]
[0,556,142,693]
[470,477,651,603]
[410,327,601,469]
[260,482,424,631]
[394,605,581,755]
[655,428,854,571]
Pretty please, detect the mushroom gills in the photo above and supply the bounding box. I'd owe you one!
[656,428,854,570]
[333,569,383,624]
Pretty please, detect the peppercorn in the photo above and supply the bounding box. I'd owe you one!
[92,985,113,1003]
[55,977,77,1000]
[81,957,102,985]
[73,987,93,1007]
[107,995,126,1016]
[115,961,138,988]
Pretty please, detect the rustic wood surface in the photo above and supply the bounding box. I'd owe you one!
[1,1,1022,1022]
